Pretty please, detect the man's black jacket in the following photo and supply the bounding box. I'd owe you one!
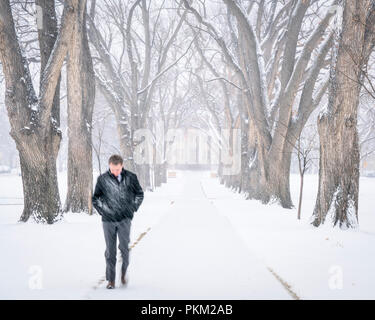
[92,167,144,222]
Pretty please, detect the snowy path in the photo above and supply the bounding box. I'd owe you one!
[85,170,292,299]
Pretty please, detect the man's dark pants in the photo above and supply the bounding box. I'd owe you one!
[102,217,131,282]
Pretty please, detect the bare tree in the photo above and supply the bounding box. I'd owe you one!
[294,125,318,220]
[64,0,96,215]
[0,0,80,223]
[87,0,189,190]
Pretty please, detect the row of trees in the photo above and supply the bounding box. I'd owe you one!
[182,0,375,229]
[0,0,374,229]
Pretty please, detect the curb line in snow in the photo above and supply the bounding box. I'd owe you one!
[267,267,300,300]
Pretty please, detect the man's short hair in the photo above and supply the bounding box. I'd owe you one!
[108,154,123,165]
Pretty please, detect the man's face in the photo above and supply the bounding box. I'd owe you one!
[109,163,123,177]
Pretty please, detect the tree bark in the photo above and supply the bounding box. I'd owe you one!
[312,0,374,228]
[64,0,96,214]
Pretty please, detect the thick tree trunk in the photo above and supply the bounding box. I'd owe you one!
[134,163,151,192]
[244,142,293,208]
[312,0,372,228]
[17,132,62,223]
[269,143,293,208]
[81,9,95,216]
[0,0,78,223]
[245,159,269,204]
[64,0,95,214]
[313,114,360,228]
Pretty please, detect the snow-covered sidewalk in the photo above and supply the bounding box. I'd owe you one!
[86,170,291,299]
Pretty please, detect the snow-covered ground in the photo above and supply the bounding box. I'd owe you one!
[0,170,374,299]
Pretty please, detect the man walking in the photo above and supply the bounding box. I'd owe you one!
[92,154,144,289]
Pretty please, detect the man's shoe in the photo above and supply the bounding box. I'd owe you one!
[121,273,127,286]
[106,281,115,289]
